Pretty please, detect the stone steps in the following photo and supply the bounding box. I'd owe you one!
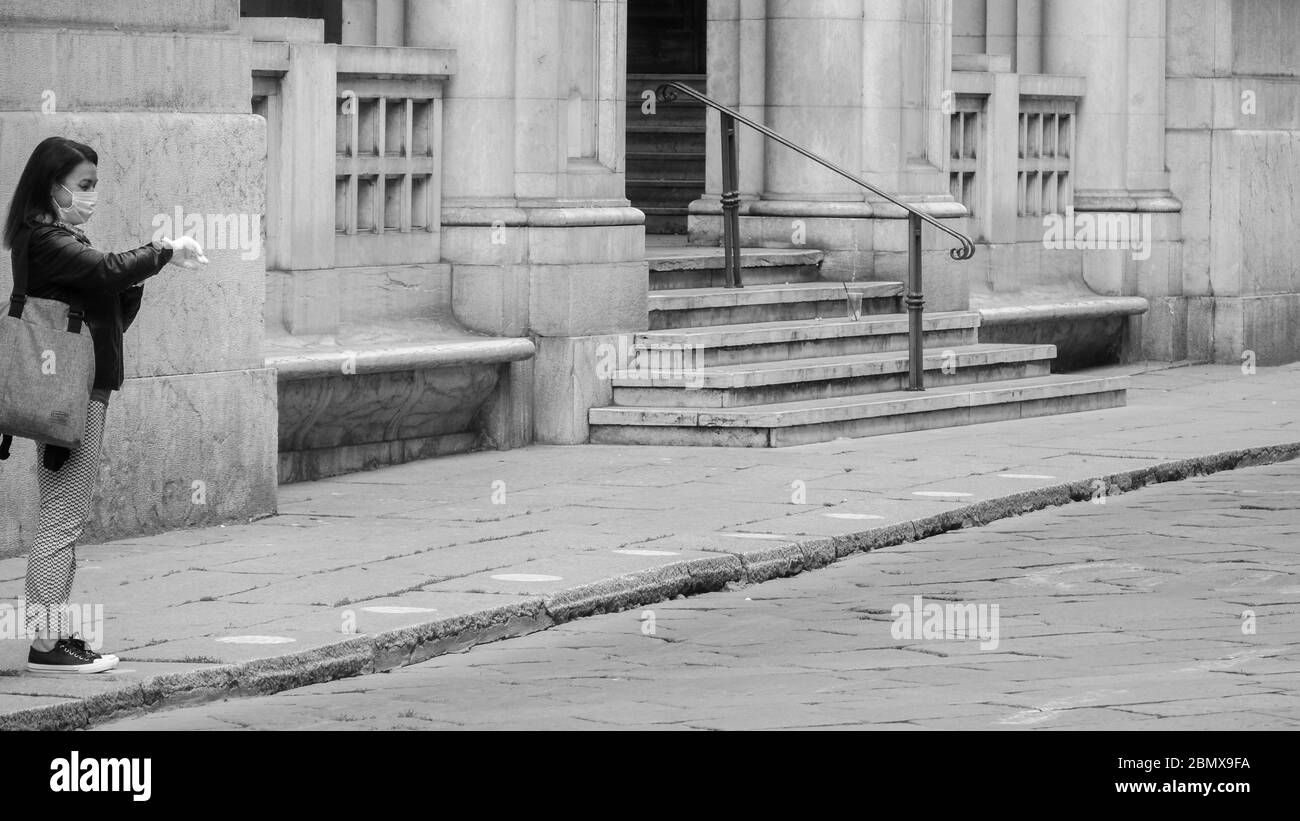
[636,312,983,366]
[649,281,903,329]
[589,373,1129,448]
[626,75,706,233]
[601,243,1132,447]
[626,151,706,179]
[610,343,1056,408]
[648,247,823,290]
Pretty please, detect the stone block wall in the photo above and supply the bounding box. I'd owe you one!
[0,1,277,557]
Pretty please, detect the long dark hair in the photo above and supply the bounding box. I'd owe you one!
[2,137,98,250]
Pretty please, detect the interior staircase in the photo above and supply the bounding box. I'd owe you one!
[588,244,1129,447]
[626,72,706,235]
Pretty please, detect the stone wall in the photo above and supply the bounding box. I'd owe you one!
[1165,0,1300,364]
[0,0,277,557]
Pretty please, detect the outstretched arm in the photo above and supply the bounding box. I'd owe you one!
[26,226,173,296]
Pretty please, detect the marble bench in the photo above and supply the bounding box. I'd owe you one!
[972,292,1150,371]
[265,328,535,483]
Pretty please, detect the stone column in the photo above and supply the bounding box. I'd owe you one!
[985,0,1017,59]
[761,0,863,202]
[688,0,766,241]
[1043,0,1131,206]
[1016,0,1043,74]
[408,0,647,446]
[739,0,968,312]
[1043,0,1181,344]
[744,0,877,282]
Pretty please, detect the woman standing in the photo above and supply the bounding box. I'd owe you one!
[2,136,207,673]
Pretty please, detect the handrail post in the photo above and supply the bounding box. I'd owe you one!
[720,112,743,288]
[907,211,925,391]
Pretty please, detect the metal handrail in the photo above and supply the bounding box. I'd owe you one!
[657,82,976,259]
[655,81,976,390]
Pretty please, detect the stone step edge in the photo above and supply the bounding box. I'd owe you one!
[650,282,903,310]
[646,247,825,272]
[636,311,984,348]
[609,344,1058,389]
[6,441,1297,731]
[591,375,1129,427]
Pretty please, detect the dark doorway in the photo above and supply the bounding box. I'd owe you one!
[626,0,708,234]
[241,0,343,43]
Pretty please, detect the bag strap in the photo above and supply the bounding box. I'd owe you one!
[8,220,86,333]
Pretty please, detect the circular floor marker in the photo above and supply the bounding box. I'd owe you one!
[912,491,974,498]
[361,606,437,614]
[825,513,886,520]
[997,473,1056,480]
[613,549,680,557]
[720,533,791,540]
[491,573,563,582]
[215,635,295,645]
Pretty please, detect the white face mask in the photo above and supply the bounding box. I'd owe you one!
[55,182,97,225]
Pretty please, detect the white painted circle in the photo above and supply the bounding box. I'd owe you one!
[613,549,680,557]
[720,533,790,540]
[361,606,437,614]
[215,635,296,645]
[912,491,973,498]
[491,573,563,582]
[825,513,885,520]
[997,473,1056,480]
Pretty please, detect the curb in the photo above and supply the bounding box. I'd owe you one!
[4,440,1298,731]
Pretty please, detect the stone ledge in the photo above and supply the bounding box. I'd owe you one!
[266,337,536,382]
[645,246,824,272]
[977,296,1150,326]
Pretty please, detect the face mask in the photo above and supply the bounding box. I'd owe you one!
[55,183,97,225]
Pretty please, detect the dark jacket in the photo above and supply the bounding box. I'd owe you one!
[12,214,172,391]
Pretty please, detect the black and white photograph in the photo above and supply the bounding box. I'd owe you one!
[0,0,1293,802]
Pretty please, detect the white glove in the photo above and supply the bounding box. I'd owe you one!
[163,236,209,269]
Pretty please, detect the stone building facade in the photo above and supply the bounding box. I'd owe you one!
[0,0,1296,552]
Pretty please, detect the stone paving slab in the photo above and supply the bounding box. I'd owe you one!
[0,363,1298,729]
[95,458,1300,730]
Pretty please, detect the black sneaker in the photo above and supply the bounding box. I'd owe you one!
[27,637,119,674]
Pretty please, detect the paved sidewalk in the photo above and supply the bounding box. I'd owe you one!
[95,460,1300,731]
[0,362,1297,729]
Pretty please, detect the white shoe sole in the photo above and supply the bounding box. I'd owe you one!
[27,656,119,674]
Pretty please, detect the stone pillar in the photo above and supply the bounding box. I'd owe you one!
[1043,0,1181,343]
[0,0,277,553]
[689,0,766,239]
[376,0,405,45]
[1016,0,1043,74]
[1126,0,1177,205]
[409,0,647,446]
[985,0,1017,59]
[761,0,863,202]
[269,32,339,335]
[1043,0,1131,205]
[730,0,968,312]
[341,0,376,44]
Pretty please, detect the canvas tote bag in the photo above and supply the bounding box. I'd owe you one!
[0,228,94,460]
